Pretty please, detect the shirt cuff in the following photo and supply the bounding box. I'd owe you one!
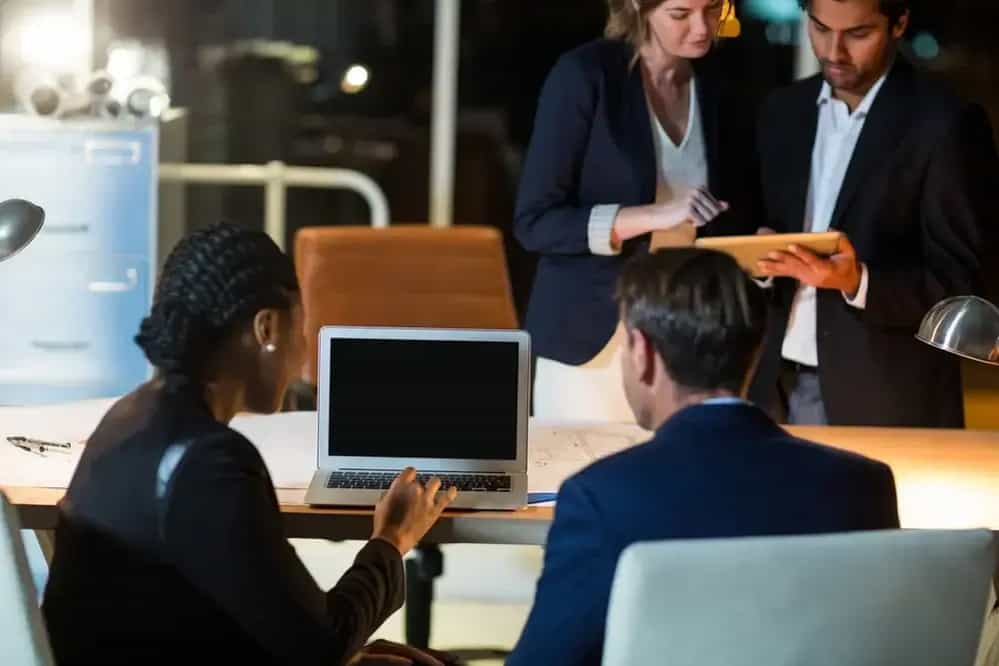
[754,276,774,289]
[367,537,404,560]
[588,204,621,256]
[843,263,869,309]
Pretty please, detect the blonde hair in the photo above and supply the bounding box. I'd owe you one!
[605,0,667,50]
[604,0,734,53]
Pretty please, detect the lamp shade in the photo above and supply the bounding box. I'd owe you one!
[0,199,44,262]
[916,295,999,366]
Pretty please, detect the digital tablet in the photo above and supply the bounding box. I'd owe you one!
[693,231,843,276]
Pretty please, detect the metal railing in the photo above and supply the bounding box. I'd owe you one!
[158,160,391,250]
[430,0,460,228]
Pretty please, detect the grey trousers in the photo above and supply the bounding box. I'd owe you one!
[779,363,828,426]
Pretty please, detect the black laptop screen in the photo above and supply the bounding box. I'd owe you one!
[327,337,520,460]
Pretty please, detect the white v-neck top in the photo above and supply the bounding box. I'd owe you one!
[648,77,708,206]
[588,77,708,255]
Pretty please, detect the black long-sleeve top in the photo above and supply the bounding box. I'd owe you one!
[42,382,404,665]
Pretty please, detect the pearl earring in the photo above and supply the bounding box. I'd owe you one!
[264,343,277,353]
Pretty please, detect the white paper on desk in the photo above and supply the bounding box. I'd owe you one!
[230,411,317,489]
[0,399,320,490]
[0,398,116,487]
[1,401,649,498]
[528,422,649,496]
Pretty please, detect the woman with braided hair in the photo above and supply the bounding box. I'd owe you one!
[42,223,457,666]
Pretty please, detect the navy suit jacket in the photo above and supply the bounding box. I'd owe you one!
[508,403,899,666]
[514,40,759,365]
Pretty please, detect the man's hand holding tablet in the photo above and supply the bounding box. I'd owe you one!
[689,230,860,298]
[754,230,862,298]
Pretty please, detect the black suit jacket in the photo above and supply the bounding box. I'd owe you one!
[750,59,999,427]
[43,384,403,664]
[515,39,759,365]
[508,403,899,665]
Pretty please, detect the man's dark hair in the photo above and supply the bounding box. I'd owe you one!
[798,0,911,26]
[616,248,766,394]
[135,222,299,388]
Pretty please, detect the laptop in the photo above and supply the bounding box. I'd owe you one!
[304,326,530,510]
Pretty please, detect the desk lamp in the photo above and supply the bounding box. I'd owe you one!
[0,199,45,262]
[918,295,999,644]
[917,296,999,366]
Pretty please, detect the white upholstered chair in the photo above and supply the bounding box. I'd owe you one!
[604,529,997,666]
[0,491,54,666]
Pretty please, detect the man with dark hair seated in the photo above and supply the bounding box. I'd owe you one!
[508,249,900,666]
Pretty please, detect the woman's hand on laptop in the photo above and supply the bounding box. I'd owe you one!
[371,468,458,556]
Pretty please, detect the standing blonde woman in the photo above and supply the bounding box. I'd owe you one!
[516,0,758,422]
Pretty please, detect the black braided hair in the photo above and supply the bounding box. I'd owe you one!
[135,223,299,388]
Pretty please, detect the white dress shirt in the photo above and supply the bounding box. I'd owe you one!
[587,77,708,255]
[780,73,887,367]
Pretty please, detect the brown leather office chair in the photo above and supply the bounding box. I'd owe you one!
[293,224,518,658]
[294,224,518,385]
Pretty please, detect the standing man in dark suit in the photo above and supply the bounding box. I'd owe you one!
[508,249,899,666]
[753,0,999,427]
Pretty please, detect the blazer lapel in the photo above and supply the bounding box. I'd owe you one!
[693,60,721,193]
[784,78,821,232]
[621,57,720,204]
[622,61,657,204]
[830,61,913,232]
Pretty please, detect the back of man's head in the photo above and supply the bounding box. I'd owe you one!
[616,248,767,396]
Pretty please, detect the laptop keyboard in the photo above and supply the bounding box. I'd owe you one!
[326,471,512,492]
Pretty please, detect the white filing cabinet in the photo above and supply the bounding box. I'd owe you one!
[0,116,156,405]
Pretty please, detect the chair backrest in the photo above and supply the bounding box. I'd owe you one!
[603,529,998,666]
[0,491,54,666]
[294,225,518,384]
[979,585,999,666]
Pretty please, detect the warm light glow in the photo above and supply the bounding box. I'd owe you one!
[718,0,741,38]
[340,64,370,94]
[8,12,87,70]
[895,474,998,529]
[106,45,144,82]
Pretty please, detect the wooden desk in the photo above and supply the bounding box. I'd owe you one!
[3,485,554,545]
[6,424,999,545]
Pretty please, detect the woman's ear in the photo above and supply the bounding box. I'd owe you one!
[252,308,280,352]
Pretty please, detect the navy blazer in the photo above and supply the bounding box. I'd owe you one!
[508,403,899,666]
[749,60,998,427]
[515,40,759,365]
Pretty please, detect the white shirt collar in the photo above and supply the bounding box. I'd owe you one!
[701,396,751,406]
[816,67,891,118]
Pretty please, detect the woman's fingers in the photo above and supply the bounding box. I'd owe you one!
[689,188,728,225]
